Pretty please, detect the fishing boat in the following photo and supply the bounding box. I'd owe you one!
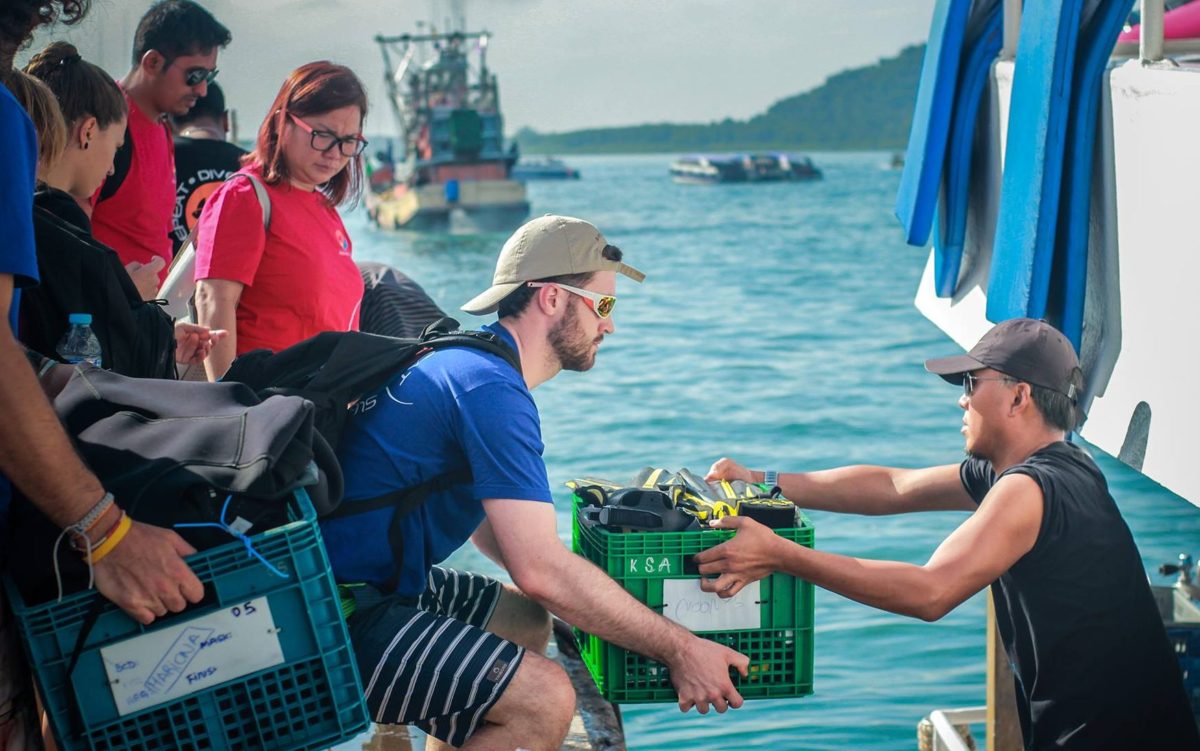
[896,0,1200,746]
[366,28,530,232]
[511,156,581,180]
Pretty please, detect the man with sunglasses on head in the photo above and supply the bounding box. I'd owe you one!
[92,0,230,299]
[701,318,1198,750]
[323,215,750,751]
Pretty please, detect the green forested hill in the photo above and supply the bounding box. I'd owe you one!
[515,44,923,154]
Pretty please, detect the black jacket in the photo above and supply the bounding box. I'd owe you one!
[21,187,176,378]
[7,366,331,603]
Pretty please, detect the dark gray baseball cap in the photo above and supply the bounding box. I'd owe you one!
[924,318,1080,400]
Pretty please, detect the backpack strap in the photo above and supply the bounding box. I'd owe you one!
[97,123,133,203]
[421,332,521,373]
[174,170,271,257]
[237,172,272,231]
[414,317,522,375]
[322,469,470,522]
[165,171,273,319]
[324,469,471,594]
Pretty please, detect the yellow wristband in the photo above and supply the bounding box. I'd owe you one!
[87,513,133,565]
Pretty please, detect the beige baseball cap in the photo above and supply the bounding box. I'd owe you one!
[461,214,646,315]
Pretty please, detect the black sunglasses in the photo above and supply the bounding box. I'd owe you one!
[962,372,1011,398]
[183,66,219,87]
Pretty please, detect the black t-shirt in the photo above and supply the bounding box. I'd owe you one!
[171,136,246,253]
[961,442,1198,750]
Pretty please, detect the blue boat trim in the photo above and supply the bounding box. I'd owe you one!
[987,0,1087,322]
[1050,0,1136,351]
[895,0,973,247]
[933,3,1003,298]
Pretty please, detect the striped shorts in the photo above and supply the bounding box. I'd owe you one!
[346,567,524,747]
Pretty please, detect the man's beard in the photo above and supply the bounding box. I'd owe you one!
[549,304,599,372]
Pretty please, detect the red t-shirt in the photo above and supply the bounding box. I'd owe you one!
[91,91,175,283]
[194,165,363,355]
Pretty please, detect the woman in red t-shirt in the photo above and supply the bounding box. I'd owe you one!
[194,61,368,380]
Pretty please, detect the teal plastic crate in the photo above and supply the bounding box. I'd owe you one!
[572,496,816,704]
[5,488,369,751]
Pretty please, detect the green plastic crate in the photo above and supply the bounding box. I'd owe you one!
[571,496,815,704]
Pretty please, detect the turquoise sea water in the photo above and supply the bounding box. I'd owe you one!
[344,153,1200,750]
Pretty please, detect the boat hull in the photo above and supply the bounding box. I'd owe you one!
[369,179,530,233]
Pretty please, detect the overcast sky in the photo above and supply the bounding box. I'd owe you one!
[23,0,935,139]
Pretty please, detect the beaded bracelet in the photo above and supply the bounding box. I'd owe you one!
[69,492,115,536]
[87,513,133,565]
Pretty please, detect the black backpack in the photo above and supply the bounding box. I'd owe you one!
[223,317,520,449]
[222,317,522,592]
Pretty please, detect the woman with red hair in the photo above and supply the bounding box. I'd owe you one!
[194,61,368,379]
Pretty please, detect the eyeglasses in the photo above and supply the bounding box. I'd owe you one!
[527,282,617,319]
[962,372,1011,398]
[288,113,368,158]
[182,66,219,87]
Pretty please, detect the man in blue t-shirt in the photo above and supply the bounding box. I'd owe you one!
[700,319,1198,750]
[324,215,750,750]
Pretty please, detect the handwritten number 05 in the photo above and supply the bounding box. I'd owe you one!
[231,601,258,617]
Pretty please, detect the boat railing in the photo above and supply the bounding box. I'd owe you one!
[1110,0,1200,59]
[1007,0,1200,62]
[1139,0,1165,61]
[1112,37,1200,56]
[919,706,986,751]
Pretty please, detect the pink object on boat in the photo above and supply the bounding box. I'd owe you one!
[1118,0,1200,41]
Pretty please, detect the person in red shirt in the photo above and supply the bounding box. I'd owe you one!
[91,0,230,299]
[194,61,368,380]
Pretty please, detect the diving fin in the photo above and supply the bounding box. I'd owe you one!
[632,466,671,489]
[567,476,624,509]
[671,468,737,521]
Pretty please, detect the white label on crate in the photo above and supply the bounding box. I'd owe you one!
[661,579,761,632]
[100,597,285,716]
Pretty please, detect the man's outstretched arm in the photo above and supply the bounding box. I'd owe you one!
[0,274,203,623]
[484,498,750,715]
[707,458,975,515]
[696,473,1043,621]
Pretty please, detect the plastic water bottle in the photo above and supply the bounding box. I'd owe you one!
[56,313,102,367]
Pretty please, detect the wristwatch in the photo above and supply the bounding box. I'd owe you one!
[763,470,779,489]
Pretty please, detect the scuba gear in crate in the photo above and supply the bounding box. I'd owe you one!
[568,467,799,533]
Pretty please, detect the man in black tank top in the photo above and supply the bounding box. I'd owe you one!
[698,318,1198,750]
